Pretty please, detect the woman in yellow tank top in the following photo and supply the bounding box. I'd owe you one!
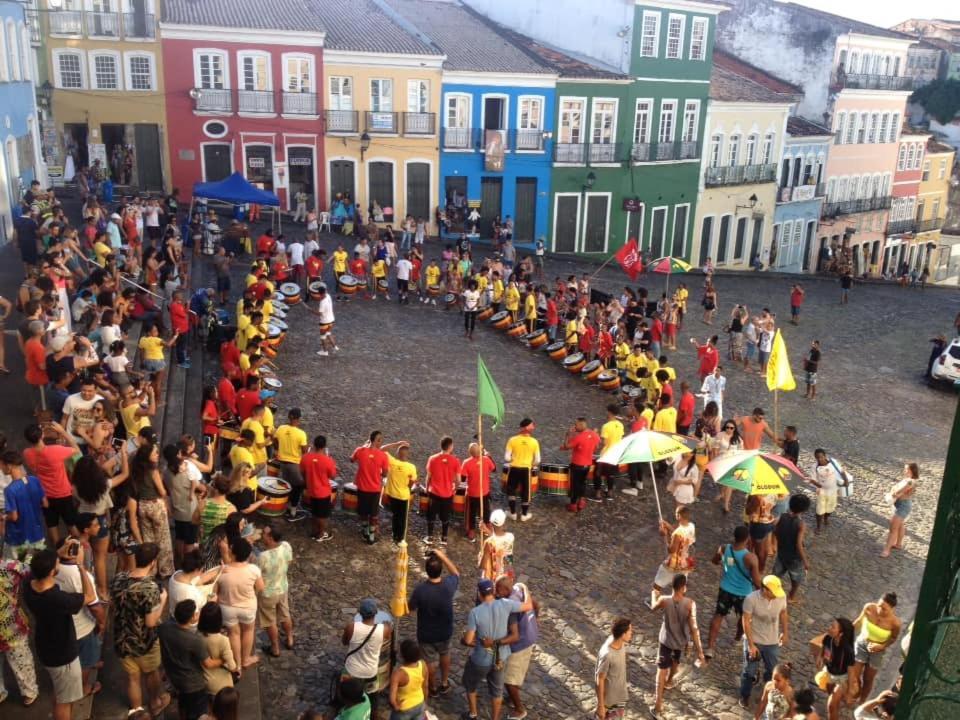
[389,639,428,720]
[848,593,902,706]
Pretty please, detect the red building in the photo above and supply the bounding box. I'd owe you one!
[160,0,326,211]
[885,128,930,272]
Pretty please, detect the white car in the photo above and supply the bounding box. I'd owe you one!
[930,338,960,385]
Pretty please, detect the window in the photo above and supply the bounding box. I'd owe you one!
[445,94,470,128]
[861,53,873,75]
[56,50,84,88]
[879,113,889,143]
[856,112,867,143]
[834,112,846,144]
[933,198,941,219]
[518,96,543,131]
[329,76,353,110]
[658,100,676,144]
[371,79,393,112]
[0,22,7,82]
[889,114,899,143]
[844,114,856,145]
[651,207,667,257]
[634,99,652,144]
[197,51,226,89]
[240,53,270,91]
[20,24,30,82]
[897,144,906,170]
[862,175,873,198]
[836,178,847,201]
[640,11,660,58]
[717,215,731,263]
[698,216,713,265]
[762,133,774,164]
[91,52,118,89]
[867,113,878,143]
[681,100,699,143]
[407,79,429,113]
[6,20,19,81]
[559,98,585,144]
[727,134,740,166]
[848,51,859,73]
[708,133,722,168]
[127,54,154,91]
[922,160,930,181]
[690,17,708,61]
[906,145,915,170]
[915,146,924,170]
[591,99,617,144]
[666,14,685,59]
[744,133,758,165]
[285,55,313,93]
[940,159,948,179]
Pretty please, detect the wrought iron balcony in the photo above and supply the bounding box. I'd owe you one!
[49,10,82,35]
[554,142,587,164]
[86,11,120,37]
[630,140,699,163]
[588,142,624,163]
[513,129,545,151]
[442,127,478,150]
[832,71,913,91]
[325,109,358,133]
[821,195,892,218]
[193,88,232,113]
[917,216,945,233]
[122,12,156,39]
[705,163,777,187]
[238,90,274,114]
[886,219,918,235]
[365,111,399,134]
[283,92,317,116]
[403,112,436,135]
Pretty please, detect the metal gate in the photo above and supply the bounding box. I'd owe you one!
[583,194,608,253]
[514,177,537,243]
[554,195,578,253]
[406,162,430,222]
[330,160,355,206]
[133,123,163,190]
[479,177,502,237]
[203,144,231,182]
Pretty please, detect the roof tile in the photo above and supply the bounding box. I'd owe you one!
[310,0,441,55]
[162,0,326,33]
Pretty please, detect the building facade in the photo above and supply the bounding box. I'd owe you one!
[385,0,556,245]
[160,0,326,210]
[44,0,168,190]
[916,139,956,282]
[693,51,798,271]
[884,130,928,274]
[0,0,43,244]
[771,117,830,273]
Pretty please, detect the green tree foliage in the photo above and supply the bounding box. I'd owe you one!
[911,79,960,125]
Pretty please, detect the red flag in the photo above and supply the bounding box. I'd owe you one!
[615,237,643,281]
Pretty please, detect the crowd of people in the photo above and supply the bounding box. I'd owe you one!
[0,178,924,720]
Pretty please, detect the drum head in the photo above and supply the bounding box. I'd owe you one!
[280,283,300,296]
[444,293,456,302]
[563,352,584,366]
[273,301,289,312]
[489,311,509,323]
[544,341,565,352]
[263,377,283,389]
[598,370,617,381]
[257,476,291,494]
[309,281,327,293]
[269,318,288,331]
[268,326,281,338]
[582,360,602,373]
[339,275,359,287]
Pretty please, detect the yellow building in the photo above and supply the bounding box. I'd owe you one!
[916,138,956,279]
[44,0,168,191]
[314,0,443,228]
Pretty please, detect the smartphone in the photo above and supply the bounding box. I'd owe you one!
[202,434,214,446]
[67,541,79,558]
[113,438,125,450]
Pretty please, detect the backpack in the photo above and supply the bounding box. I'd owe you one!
[830,458,854,498]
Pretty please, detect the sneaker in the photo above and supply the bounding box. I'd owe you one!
[587,494,603,503]
[621,487,639,496]
[314,532,333,543]
[422,536,434,545]
[508,512,518,521]
[507,711,528,720]
[420,297,426,303]
[333,346,340,352]
[317,350,329,357]
[439,538,448,547]
[467,530,476,541]
[177,362,191,369]
[520,513,532,522]
[286,510,308,522]
[431,299,437,306]
[0,691,8,705]
[737,698,750,710]
[460,714,479,720]
[648,707,663,720]
[385,294,391,300]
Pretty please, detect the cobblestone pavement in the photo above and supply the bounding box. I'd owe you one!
[237,234,959,720]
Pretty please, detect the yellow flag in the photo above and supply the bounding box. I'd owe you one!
[766,329,797,392]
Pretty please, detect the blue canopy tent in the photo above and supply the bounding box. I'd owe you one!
[191,172,283,232]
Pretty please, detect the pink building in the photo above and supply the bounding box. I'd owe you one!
[885,130,930,273]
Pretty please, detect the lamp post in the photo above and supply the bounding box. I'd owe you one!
[736,193,758,213]
[360,131,371,162]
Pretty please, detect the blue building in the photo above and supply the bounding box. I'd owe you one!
[771,116,833,273]
[384,0,556,246]
[0,0,43,245]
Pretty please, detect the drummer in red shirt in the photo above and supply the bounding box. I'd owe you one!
[306,251,324,287]
[561,417,600,512]
[460,442,495,541]
[168,290,191,368]
[424,436,461,546]
[578,320,596,361]
[349,253,369,298]
[691,335,720,381]
[256,229,277,258]
[301,435,338,542]
[235,375,263,421]
[545,292,559,342]
[351,430,404,545]
[217,376,238,420]
[677,381,696,436]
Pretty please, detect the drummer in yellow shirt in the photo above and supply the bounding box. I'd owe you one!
[504,281,521,322]
[491,273,505,311]
[229,432,256,474]
[596,404,625,499]
[615,339,631,375]
[274,408,309,520]
[384,444,418,543]
[652,397,677,433]
[624,345,645,384]
[423,260,441,305]
[564,315,579,353]
[240,405,269,474]
[371,259,389,300]
[523,290,538,334]
[504,418,541,521]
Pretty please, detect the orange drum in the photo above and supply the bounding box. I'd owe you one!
[581,359,604,382]
[499,465,539,494]
[262,344,278,359]
[563,352,586,373]
[539,463,570,496]
[527,329,548,348]
[622,385,643,405]
[308,281,327,301]
[266,325,283,348]
[376,278,389,294]
[453,484,467,518]
[477,307,494,321]
[489,311,511,329]
[544,341,567,361]
[266,460,282,478]
[319,322,334,334]
[256,477,291,517]
[418,491,430,515]
[338,275,360,295]
[598,370,621,391]
[427,284,442,298]
[341,482,358,514]
[506,322,526,337]
[280,282,301,305]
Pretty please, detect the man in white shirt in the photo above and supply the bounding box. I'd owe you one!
[462,279,481,340]
[303,233,320,261]
[61,378,105,447]
[699,365,726,419]
[395,253,413,305]
[287,239,305,284]
[311,285,338,357]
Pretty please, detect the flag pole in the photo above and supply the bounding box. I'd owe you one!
[477,411,485,552]
[586,252,618,283]
[774,388,779,445]
[649,459,669,549]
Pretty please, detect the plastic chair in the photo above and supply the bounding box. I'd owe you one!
[319,211,331,233]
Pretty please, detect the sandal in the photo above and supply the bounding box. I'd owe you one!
[23,695,38,707]
[261,644,280,658]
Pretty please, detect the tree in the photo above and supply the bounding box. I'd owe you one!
[911,79,960,125]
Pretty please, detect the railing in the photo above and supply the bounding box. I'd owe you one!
[918,216,946,233]
[403,112,436,135]
[705,163,777,187]
[238,90,275,114]
[122,12,156,39]
[86,11,120,37]
[832,71,913,91]
[513,129,545,151]
[442,127,477,150]
[776,183,827,203]
[630,140,699,163]
[821,195,892,218]
[588,142,624,163]
[325,109,358,133]
[554,142,587,164]
[49,10,82,35]
[193,88,232,113]
[887,219,918,235]
[283,92,317,115]
[365,111,399,134]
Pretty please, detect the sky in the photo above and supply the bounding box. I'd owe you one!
[787,0,953,30]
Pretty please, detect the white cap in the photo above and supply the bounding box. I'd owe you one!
[490,509,507,527]
[110,213,122,221]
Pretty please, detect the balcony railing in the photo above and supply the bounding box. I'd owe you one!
[588,142,624,163]
[918,216,946,233]
[886,219,918,235]
[122,12,156,39]
[86,11,120,37]
[821,195,892,218]
[365,111,399,134]
[325,109,358,133]
[631,140,699,163]
[513,129,545,151]
[776,183,827,203]
[49,10,82,35]
[554,142,587,164]
[193,88,232,113]
[283,92,317,115]
[832,71,913,91]
[50,9,156,38]
[442,127,477,150]
[705,163,777,187]
[238,90,275,114]
[402,112,436,135]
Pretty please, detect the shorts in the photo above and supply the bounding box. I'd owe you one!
[310,496,332,518]
[854,637,887,666]
[654,563,687,589]
[174,520,199,544]
[221,604,257,627]
[120,642,162,675]
[790,305,801,317]
[505,467,532,497]
[816,492,838,515]
[758,350,770,366]
[427,494,453,524]
[46,658,84,705]
[503,646,533,686]
[894,498,913,519]
[805,371,818,386]
[78,630,103,669]
[841,288,849,298]
[420,639,451,663]
[397,279,409,292]
[258,592,291,628]
[657,642,682,670]
[357,490,380,519]
[216,276,231,293]
[714,588,746,617]
[93,513,110,539]
[746,343,757,359]
[773,556,805,585]
[749,521,775,541]
[143,358,166,373]
[462,658,504,698]
[43,495,78,529]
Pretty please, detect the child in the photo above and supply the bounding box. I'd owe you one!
[664,302,679,350]
[371,257,389,300]
[1,449,47,559]
[414,217,426,246]
[105,339,131,387]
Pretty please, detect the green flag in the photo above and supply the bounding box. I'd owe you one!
[477,355,505,429]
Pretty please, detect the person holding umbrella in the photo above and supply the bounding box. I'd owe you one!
[649,506,696,603]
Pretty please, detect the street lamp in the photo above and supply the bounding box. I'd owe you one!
[188,88,202,101]
[360,131,371,162]
[736,193,758,212]
[583,171,596,192]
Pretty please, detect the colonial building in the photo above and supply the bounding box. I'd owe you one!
[384,0,556,245]
[692,50,799,270]
[917,139,956,282]
[884,129,929,274]
[313,0,444,228]
[771,116,831,273]
[160,0,326,210]
[43,0,167,190]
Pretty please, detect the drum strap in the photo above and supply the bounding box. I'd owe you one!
[346,624,378,660]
